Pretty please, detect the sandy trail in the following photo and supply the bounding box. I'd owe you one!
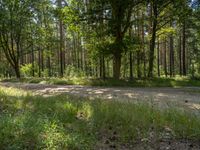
[1,82,200,112]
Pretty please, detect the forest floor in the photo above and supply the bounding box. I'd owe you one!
[1,82,200,113]
[1,82,200,149]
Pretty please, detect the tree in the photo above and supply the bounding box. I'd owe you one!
[109,0,143,79]
[148,0,175,77]
[0,0,35,78]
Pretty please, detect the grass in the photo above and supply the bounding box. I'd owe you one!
[0,86,200,149]
[1,76,200,87]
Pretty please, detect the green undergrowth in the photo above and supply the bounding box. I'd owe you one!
[1,76,200,87]
[0,86,200,149]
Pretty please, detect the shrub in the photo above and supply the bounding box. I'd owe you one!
[64,65,86,78]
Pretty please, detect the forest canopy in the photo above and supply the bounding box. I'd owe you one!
[0,0,200,79]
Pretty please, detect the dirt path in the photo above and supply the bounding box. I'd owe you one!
[1,82,200,149]
[1,82,200,112]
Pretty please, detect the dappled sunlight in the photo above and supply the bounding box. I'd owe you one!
[106,94,113,99]
[77,102,93,121]
[187,103,200,110]
[0,86,28,97]
[40,121,70,149]
[1,85,200,149]
[123,92,140,98]
[1,83,200,114]
[94,90,104,94]
[0,86,97,149]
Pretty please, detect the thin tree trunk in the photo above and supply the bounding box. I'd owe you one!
[182,21,186,76]
[137,51,141,78]
[41,49,44,73]
[58,0,64,77]
[31,41,35,77]
[164,39,168,77]
[38,49,41,77]
[129,52,133,80]
[169,35,174,77]
[179,32,182,76]
[113,52,121,79]
[157,39,160,77]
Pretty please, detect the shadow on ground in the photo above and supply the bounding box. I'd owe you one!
[0,86,200,149]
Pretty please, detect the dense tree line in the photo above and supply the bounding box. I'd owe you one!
[0,0,200,79]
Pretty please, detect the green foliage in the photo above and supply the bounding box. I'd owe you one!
[2,77,200,87]
[0,61,11,77]
[64,65,86,78]
[20,63,39,77]
[0,86,200,149]
[157,27,176,40]
[63,0,81,33]
[123,35,141,52]
[20,64,33,77]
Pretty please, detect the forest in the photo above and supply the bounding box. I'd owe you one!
[1,0,200,149]
[0,0,200,80]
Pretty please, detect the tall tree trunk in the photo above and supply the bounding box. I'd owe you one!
[113,52,121,79]
[113,33,123,79]
[179,32,182,76]
[157,39,160,77]
[164,39,168,77]
[41,49,44,73]
[47,56,51,77]
[148,2,158,77]
[142,14,146,78]
[30,21,35,77]
[31,42,35,77]
[14,63,21,79]
[137,51,141,78]
[58,0,64,77]
[129,27,133,80]
[99,57,102,78]
[169,34,174,77]
[102,55,106,79]
[38,49,41,77]
[129,52,133,80]
[99,54,106,79]
[182,21,186,76]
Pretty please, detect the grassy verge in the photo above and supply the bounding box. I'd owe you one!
[0,86,200,149]
[1,76,200,87]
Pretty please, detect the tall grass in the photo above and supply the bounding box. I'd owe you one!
[0,86,200,149]
[1,76,200,87]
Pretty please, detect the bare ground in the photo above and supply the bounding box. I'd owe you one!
[1,82,200,112]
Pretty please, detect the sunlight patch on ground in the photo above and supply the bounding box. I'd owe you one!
[187,103,200,110]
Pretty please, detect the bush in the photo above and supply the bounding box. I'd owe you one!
[20,64,33,77]
[64,65,86,78]
[20,63,39,77]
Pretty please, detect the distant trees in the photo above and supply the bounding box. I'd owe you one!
[0,0,200,79]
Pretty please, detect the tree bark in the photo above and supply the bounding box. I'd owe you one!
[179,32,182,76]
[129,52,133,80]
[38,49,41,77]
[182,21,186,76]
[157,39,160,77]
[148,2,158,78]
[137,51,141,78]
[113,52,121,79]
[164,39,168,77]
[14,64,21,79]
[58,0,64,77]
[31,42,35,77]
[169,34,174,77]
